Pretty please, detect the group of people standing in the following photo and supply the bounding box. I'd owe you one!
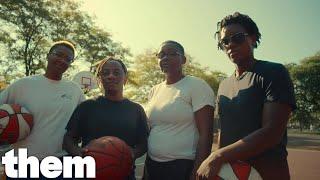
[0,12,296,180]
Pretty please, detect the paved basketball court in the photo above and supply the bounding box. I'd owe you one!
[135,149,320,180]
[288,149,320,180]
[1,134,318,179]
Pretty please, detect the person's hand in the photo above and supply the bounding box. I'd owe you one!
[80,148,89,156]
[74,147,88,157]
[196,152,224,180]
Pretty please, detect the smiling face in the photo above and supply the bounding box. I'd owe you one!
[157,43,186,75]
[47,45,74,75]
[98,60,127,95]
[219,24,256,66]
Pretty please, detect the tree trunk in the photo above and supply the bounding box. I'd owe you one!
[299,119,303,132]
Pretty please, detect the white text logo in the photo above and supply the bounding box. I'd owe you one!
[1,149,96,178]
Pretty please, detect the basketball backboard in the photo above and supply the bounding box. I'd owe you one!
[72,71,98,91]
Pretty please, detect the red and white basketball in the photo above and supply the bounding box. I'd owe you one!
[0,104,33,144]
[216,161,262,180]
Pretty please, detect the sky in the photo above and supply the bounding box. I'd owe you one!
[79,0,320,75]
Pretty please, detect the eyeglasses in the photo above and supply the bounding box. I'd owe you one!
[218,32,248,49]
[50,51,74,63]
[156,51,182,60]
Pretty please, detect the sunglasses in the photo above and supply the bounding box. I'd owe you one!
[218,32,248,49]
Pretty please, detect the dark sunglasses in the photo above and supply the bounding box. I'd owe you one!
[218,32,248,49]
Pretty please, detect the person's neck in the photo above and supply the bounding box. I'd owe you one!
[44,71,62,81]
[104,91,124,101]
[235,58,256,78]
[166,72,185,85]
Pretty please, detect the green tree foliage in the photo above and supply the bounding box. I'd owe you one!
[287,52,320,130]
[184,57,226,94]
[125,49,164,103]
[127,49,226,104]
[0,0,51,76]
[0,0,130,77]
[77,26,131,72]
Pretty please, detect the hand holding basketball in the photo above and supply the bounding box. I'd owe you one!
[196,151,224,180]
[197,151,262,180]
[71,146,88,157]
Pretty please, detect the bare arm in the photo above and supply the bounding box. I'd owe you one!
[132,137,147,160]
[217,102,291,161]
[63,129,84,156]
[197,102,292,179]
[191,105,214,179]
[131,106,149,160]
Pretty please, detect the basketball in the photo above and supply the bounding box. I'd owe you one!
[84,136,134,180]
[0,104,33,144]
[216,161,262,180]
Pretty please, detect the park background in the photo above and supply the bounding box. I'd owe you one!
[0,1,320,179]
[1,0,319,132]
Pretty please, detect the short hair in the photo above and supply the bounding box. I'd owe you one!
[215,12,261,49]
[95,57,128,77]
[49,40,76,56]
[160,40,185,55]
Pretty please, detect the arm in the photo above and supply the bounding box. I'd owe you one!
[132,137,147,160]
[218,102,291,160]
[191,105,214,180]
[197,102,292,179]
[63,129,85,156]
[63,103,86,156]
[0,78,25,105]
[132,106,149,160]
[0,83,11,104]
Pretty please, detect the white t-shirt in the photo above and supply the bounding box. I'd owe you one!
[146,76,215,162]
[0,75,85,159]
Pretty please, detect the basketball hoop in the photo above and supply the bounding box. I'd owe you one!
[72,71,98,92]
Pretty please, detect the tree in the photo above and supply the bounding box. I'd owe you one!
[184,56,226,93]
[287,52,320,130]
[126,49,164,103]
[127,49,226,104]
[76,26,131,72]
[0,0,130,79]
[0,0,53,76]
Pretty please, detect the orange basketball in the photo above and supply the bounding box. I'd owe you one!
[215,161,262,180]
[0,104,33,144]
[84,136,133,180]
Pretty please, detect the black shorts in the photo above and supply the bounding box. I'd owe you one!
[143,155,194,180]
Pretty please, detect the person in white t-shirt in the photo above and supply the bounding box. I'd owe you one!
[143,40,215,180]
[0,40,85,160]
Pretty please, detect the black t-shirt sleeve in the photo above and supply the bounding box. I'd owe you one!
[264,64,297,110]
[136,105,149,142]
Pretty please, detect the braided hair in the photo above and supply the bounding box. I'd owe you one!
[215,12,261,49]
